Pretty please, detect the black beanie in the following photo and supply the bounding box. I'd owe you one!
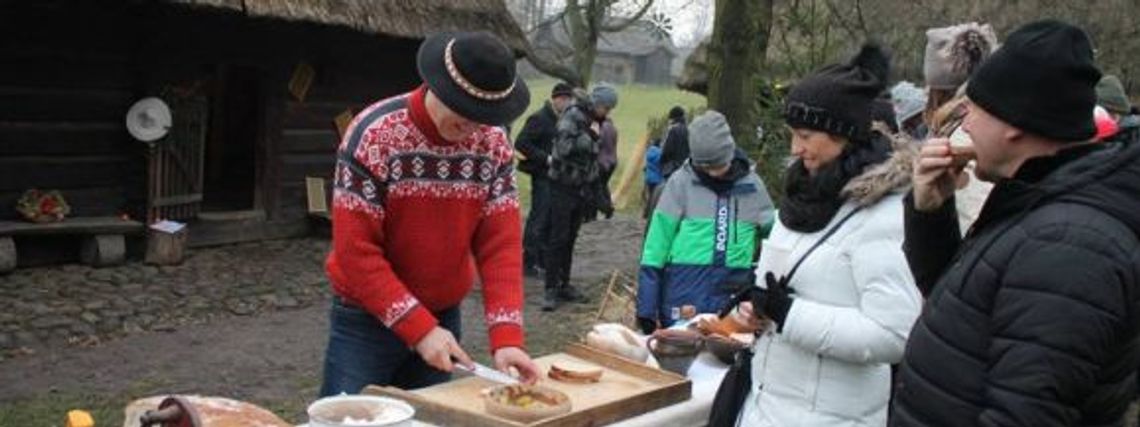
[784,43,891,142]
[966,20,1101,141]
[668,105,685,120]
[551,82,574,98]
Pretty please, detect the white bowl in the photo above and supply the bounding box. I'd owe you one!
[307,395,415,427]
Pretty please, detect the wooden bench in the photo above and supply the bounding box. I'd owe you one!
[0,217,145,273]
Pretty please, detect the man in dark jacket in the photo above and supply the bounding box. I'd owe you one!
[892,20,1140,426]
[516,82,574,277]
[543,85,617,311]
[658,106,689,179]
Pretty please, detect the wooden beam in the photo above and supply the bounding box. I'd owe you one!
[260,74,286,219]
[281,129,339,153]
[0,217,143,236]
[611,133,649,210]
[150,194,204,207]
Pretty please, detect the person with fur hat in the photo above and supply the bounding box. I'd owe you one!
[893,20,1140,426]
[922,22,998,129]
[920,22,1000,233]
[726,43,923,426]
[658,105,691,179]
[320,31,540,395]
[516,82,575,278]
[542,84,619,311]
[635,110,775,334]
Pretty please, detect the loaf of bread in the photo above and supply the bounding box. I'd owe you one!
[122,395,292,427]
[585,323,650,363]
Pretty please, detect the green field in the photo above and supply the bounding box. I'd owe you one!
[510,79,706,211]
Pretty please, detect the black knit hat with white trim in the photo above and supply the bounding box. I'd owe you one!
[784,43,891,143]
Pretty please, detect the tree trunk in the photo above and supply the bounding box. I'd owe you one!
[706,0,775,147]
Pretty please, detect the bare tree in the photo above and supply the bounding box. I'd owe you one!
[706,0,776,145]
[525,0,655,86]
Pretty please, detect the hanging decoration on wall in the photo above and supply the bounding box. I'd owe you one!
[125,97,173,143]
[289,62,316,103]
[334,108,355,138]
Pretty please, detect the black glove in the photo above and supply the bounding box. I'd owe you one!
[757,272,794,332]
[637,317,658,335]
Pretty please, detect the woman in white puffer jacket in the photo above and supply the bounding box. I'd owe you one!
[734,43,922,427]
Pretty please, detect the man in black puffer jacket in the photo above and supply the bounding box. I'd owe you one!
[892,20,1140,426]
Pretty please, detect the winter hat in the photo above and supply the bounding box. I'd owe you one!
[551,82,574,98]
[784,42,891,142]
[590,85,619,109]
[924,22,999,90]
[967,20,1101,142]
[668,105,686,121]
[1096,75,1133,116]
[417,31,530,125]
[688,110,736,168]
[890,81,927,123]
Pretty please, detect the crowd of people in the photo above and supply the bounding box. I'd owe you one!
[314,16,1140,427]
[641,18,1140,426]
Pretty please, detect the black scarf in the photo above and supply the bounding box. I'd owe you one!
[694,155,750,194]
[780,135,892,232]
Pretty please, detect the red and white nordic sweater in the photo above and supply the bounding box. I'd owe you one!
[325,86,524,352]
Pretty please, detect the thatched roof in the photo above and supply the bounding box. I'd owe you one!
[166,0,529,53]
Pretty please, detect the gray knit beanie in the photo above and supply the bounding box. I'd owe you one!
[590,84,619,109]
[688,111,736,167]
[1097,75,1133,116]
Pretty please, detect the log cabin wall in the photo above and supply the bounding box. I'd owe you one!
[0,1,421,248]
[0,2,139,222]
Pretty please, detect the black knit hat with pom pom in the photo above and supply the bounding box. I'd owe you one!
[784,42,891,143]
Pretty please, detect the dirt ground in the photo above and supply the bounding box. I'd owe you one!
[0,215,645,425]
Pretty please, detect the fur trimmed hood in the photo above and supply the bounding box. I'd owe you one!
[841,129,916,206]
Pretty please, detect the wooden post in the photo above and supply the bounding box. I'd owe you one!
[611,133,649,210]
[0,236,15,273]
[145,229,188,265]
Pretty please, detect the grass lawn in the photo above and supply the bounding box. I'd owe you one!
[510,79,706,211]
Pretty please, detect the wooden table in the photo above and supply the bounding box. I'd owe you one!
[298,352,728,427]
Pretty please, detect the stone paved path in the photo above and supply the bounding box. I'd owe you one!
[0,238,332,360]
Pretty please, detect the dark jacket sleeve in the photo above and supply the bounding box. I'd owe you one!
[903,191,962,296]
[979,225,1137,426]
[514,114,550,165]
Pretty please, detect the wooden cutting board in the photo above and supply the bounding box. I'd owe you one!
[364,344,692,427]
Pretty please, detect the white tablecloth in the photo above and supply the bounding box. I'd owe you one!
[606,352,727,427]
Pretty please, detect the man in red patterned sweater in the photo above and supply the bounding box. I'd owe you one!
[319,31,540,395]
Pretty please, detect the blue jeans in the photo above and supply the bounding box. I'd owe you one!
[319,298,461,396]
